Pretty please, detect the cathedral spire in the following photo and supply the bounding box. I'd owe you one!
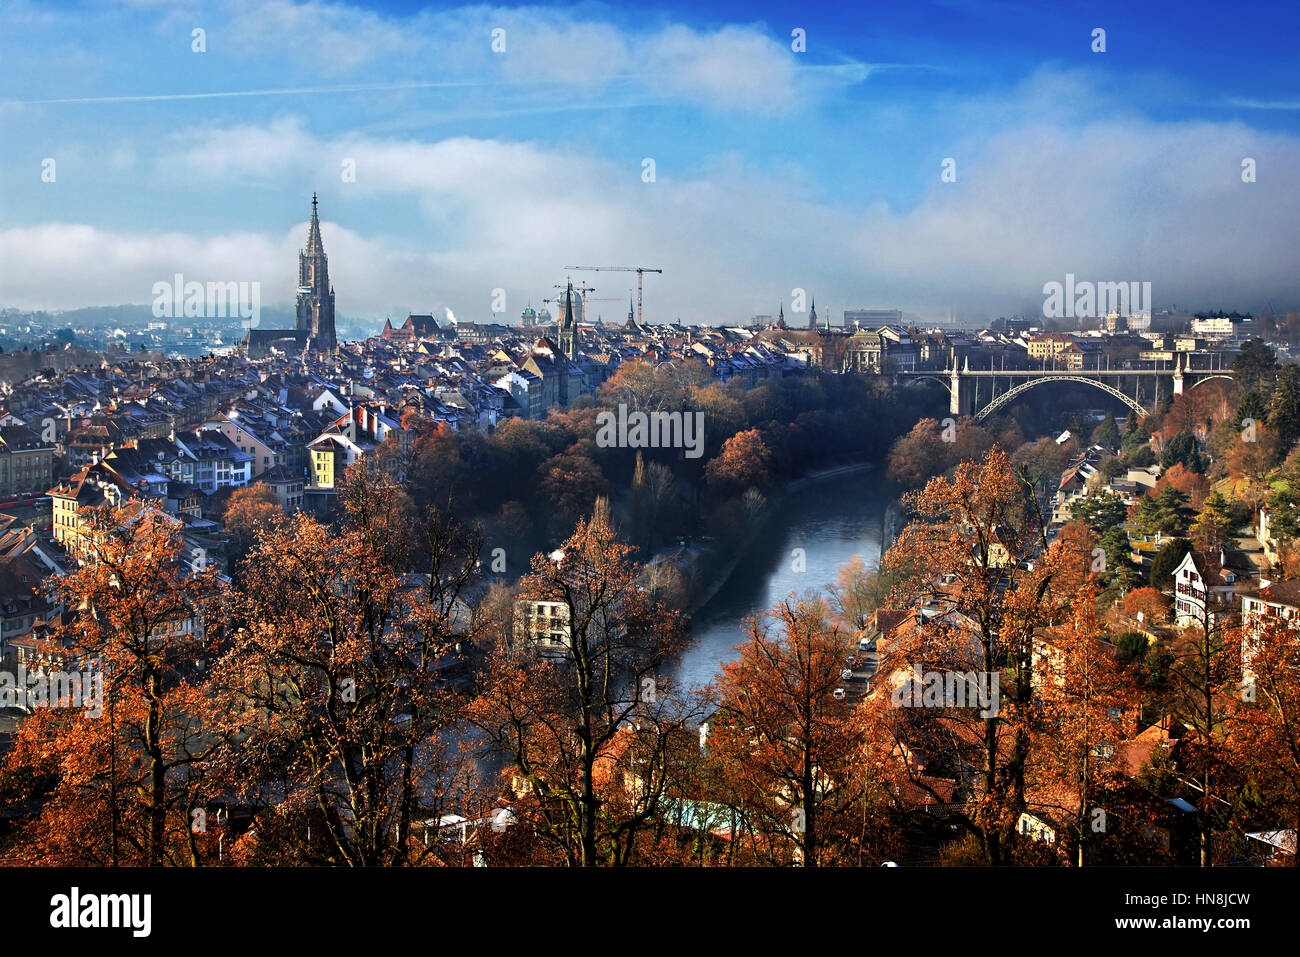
[295,192,335,352]
[306,192,323,253]
[562,280,575,328]
[559,280,577,361]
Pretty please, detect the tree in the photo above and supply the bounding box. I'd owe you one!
[1150,538,1193,589]
[597,358,691,415]
[886,418,947,487]
[1230,615,1300,864]
[1094,525,1140,595]
[826,554,890,633]
[1030,587,1135,865]
[222,483,283,567]
[1,507,223,865]
[629,452,678,552]
[1235,389,1267,429]
[1159,462,1210,509]
[1233,339,1277,397]
[1121,444,1157,468]
[1009,435,1069,497]
[1269,363,1300,458]
[1071,490,1128,533]
[705,428,772,494]
[1124,587,1170,625]
[1167,611,1240,866]
[875,447,1057,865]
[1092,413,1121,450]
[494,500,535,555]
[1224,422,1280,485]
[470,506,694,865]
[1190,491,1235,552]
[405,421,469,511]
[1161,430,1203,474]
[214,465,480,865]
[1135,484,1193,538]
[536,451,610,539]
[708,599,882,865]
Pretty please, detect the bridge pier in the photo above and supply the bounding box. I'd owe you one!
[949,360,976,417]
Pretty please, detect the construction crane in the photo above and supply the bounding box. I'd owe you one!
[553,280,597,303]
[565,266,663,325]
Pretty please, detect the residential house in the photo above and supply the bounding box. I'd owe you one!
[1171,548,1255,629]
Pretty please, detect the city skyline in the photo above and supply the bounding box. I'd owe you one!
[2,0,1300,324]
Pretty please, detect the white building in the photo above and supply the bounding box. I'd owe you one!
[1172,549,1253,629]
[1240,578,1300,682]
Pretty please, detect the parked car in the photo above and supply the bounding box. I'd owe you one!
[846,656,856,668]
[832,687,846,700]
[840,669,853,680]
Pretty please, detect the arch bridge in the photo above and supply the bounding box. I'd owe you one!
[897,354,1232,422]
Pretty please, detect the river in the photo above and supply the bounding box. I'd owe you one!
[670,469,892,692]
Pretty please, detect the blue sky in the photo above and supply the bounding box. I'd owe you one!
[2,0,1298,327]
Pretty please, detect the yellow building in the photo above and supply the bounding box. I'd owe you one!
[1025,333,1077,361]
[308,436,346,491]
[47,463,133,559]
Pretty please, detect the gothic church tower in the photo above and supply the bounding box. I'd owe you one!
[295,193,337,352]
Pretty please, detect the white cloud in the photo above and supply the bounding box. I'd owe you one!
[4,50,1299,324]
[222,0,418,75]
[214,1,837,114]
[8,104,1297,325]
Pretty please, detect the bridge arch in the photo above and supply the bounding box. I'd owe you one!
[974,375,1147,422]
[1187,373,1234,391]
[899,373,954,394]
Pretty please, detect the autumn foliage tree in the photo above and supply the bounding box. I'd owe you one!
[470,503,694,865]
[212,463,481,865]
[1231,615,1300,864]
[874,446,1057,864]
[1029,587,1136,865]
[1166,608,1241,865]
[887,417,995,488]
[706,599,884,865]
[1,506,224,866]
[1124,587,1170,625]
[221,483,283,568]
[705,428,773,495]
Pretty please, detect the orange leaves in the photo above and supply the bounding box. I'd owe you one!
[704,428,772,494]
[1229,615,1300,848]
[705,599,871,865]
[1124,587,1170,625]
[470,507,697,865]
[2,506,226,865]
[886,417,995,488]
